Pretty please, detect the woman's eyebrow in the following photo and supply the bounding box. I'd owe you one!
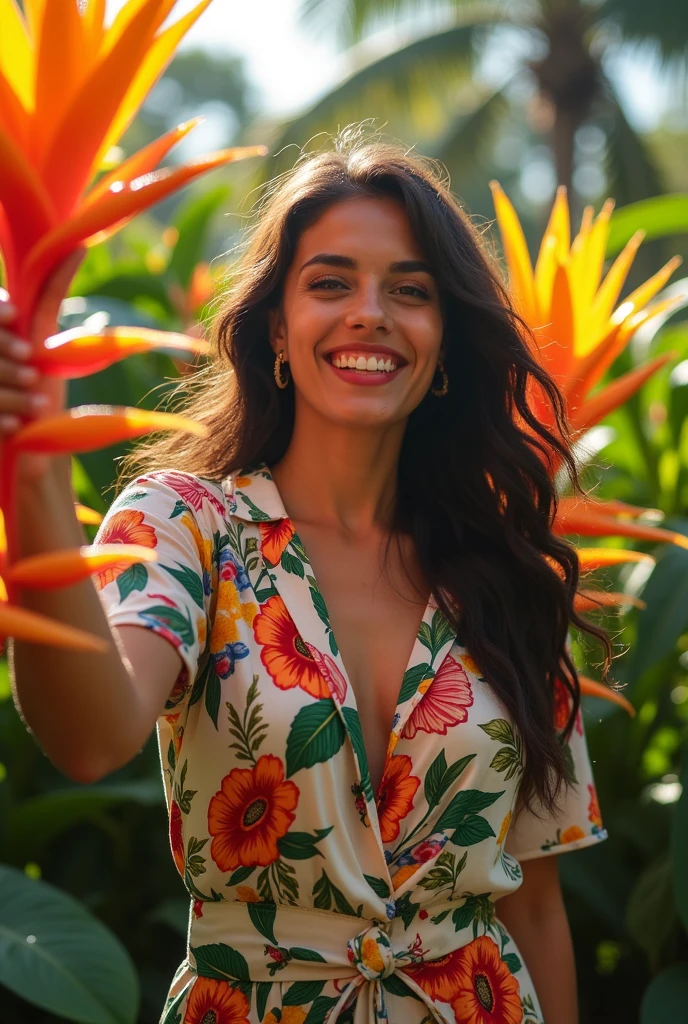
[299,253,434,275]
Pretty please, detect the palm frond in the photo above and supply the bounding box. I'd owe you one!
[433,78,512,186]
[601,78,665,206]
[269,12,512,169]
[598,0,688,63]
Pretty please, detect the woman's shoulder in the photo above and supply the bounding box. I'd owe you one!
[114,468,231,522]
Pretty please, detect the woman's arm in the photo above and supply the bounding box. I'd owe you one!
[496,855,578,1024]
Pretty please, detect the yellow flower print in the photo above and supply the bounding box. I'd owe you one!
[561,825,586,844]
[361,936,386,975]
[263,1009,307,1024]
[418,676,433,696]
[235,886,261,903]
[211,608,241,653]
[391,864,417,891]
[180,511,213,576]
[197,614,207,649]
[496,809,512,847]
[459,652,481,676]
[241,601,258,628]
[235,476,252,488]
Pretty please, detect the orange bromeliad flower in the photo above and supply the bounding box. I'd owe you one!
[0,0,266,650]
[376,754,421,843]
[207,754,299,870]
[490,182,687,717]
[183,977,250,1024]
[253,594,330,699]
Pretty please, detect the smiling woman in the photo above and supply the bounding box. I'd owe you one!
[66,132,613,1023]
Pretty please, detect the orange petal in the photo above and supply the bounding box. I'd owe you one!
[36,325,211,378]
[0,600,110,651]
[83,118,205,210]
[5,543,158,588]
[83,0,106,52]
[23,147,266,310]
[96,0,213,169]
[579,673,635,717]
[75,503,104,526]
[574,589,645,612]
[31,0,86,165]
[489,180,537,325]
[534,186,570,321]
[585,231,645,352]
[38,0,173,216]
[569,353,674,434]
[540,262,575,381]
[0,64,30,151]
[0,0,33,112]
[0,128,55,270]
[7,406,210,454]
[554,509,688,549]
[575,547,656,570]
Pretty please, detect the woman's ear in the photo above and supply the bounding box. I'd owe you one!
[267,307,288,358]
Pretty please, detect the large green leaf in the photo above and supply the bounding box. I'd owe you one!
[169,184,231,290]
[640,963,688,1023]
[622,519,688,687]
[0,865,139,1023]
[607,194,688,258]
[671,750,688,933]
[5,781,163,860]
[626,852,680,961]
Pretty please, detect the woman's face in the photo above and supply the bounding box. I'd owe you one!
[269,195,444,429]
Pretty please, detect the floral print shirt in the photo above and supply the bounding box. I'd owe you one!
[93,463,608,1024]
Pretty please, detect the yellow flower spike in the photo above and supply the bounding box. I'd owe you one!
[35,325,211,378]
[5,544,158,589]
[7,406,210,455]
[619,255,683,322]
[534,185,570,322]
[0,599,111,651]
[31,0,87,166]
[82,0,107,51]
[583,230,646,357]
[575,548,655,571]
[489,180,537,325]
[0,0,32,113]
[75,503,104,527]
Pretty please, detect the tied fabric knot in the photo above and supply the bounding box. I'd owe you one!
[347,924,395,981]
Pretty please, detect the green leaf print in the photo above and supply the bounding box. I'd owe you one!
[169,498,189,518]
[489,747,522,780]
[478,718,516,745]
[283,981,325,1006]
[425,750,476,810]
[454,813,496,846]
[281,549,305,577]
[304,996,342,1023]
[502,952,522,973]
[394,890,420,929]
[162,562,205,610]
[191,942,250,981]
[479,717,524,781]
[256,982,272,1021]
[289,947,327,962]
[188,653,214,709]
[363,874,391,899]
[285,700,346,777]
[226,677,268,765]
[227,866,255,886]
[239,493,271,521]
[161,987,186,1024]
[116,561,148,601]
[341,706,374,802]
[398,662,434,705]
[383,974,419,998]
[436,788,504,834]
[205,671,221,729]
[312,870,360,916]
[561,737,578,785]
[248,901,277,944]
[277,827,333,860]
[145,604,196,647]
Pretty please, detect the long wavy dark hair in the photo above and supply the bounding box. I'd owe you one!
[119,132,617,820]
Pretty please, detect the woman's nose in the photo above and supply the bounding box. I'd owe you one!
[344,282,392,333]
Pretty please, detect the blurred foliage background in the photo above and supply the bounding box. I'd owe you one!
[2,0,688,1021]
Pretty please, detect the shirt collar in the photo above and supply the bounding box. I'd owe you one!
[222,462,290,523]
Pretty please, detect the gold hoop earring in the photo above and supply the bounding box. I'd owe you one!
[430,359,448,397]
[274,349,290,389]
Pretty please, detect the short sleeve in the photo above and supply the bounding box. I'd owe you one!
[91,471,213,711]
[504,684,608,862]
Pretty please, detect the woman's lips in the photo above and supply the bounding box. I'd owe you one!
[322,355,405,386]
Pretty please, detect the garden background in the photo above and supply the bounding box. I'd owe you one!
[1,0,688,1021]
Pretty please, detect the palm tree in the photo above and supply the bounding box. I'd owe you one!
[272,0,687,205]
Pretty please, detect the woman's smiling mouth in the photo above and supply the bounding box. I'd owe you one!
[323,347,408,385]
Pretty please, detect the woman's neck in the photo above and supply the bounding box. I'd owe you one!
[269,404,406,537]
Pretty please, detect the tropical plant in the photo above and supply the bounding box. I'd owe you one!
[284,0,688,202]
[0,0,265,652]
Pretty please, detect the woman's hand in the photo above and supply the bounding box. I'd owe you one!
[0,249,86,483]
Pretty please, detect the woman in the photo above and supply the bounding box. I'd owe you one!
[6,136,612,1024]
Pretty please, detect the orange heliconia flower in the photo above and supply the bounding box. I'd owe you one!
[183,977,250,1024]
[207,754,299,870]
[376,754,421,843]
[253,594,330,699]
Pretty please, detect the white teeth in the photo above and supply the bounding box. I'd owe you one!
[331,353,399,372]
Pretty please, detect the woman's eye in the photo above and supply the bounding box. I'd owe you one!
[395,284,429,299]
[308,277,346,290]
